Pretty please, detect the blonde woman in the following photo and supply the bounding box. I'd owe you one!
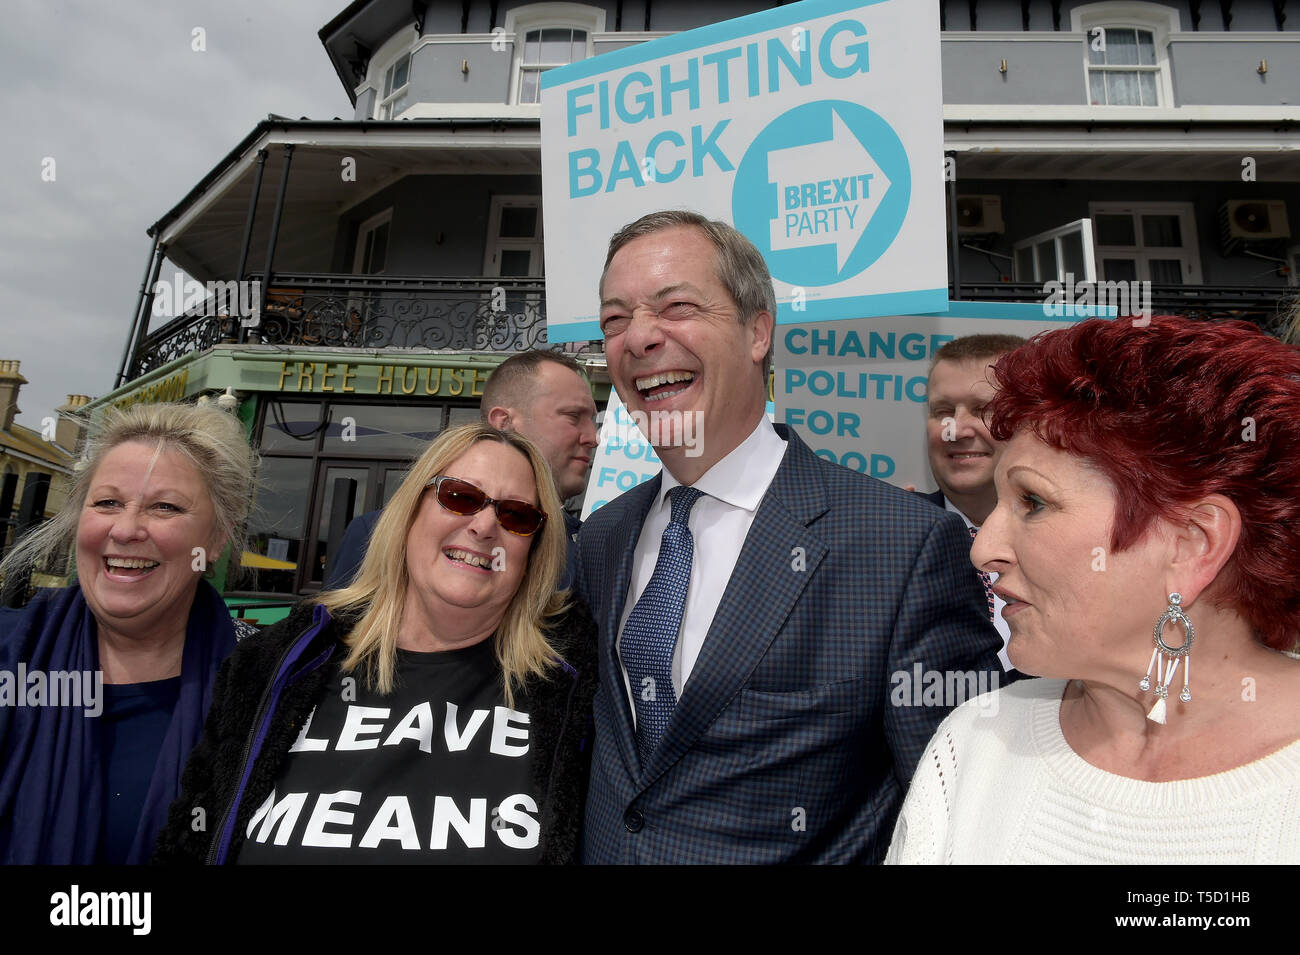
[155,424,597,864]
[0,402,256,864]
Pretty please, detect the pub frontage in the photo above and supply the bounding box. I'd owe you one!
[92,343,607,622]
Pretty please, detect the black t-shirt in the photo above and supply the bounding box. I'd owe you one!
[238,639,541,864]
[98,676,182,865]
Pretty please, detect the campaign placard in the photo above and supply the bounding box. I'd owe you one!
[580,390,776,519]
[775,301,1116,491]
[541,0,947,342]
[580,389,663,520]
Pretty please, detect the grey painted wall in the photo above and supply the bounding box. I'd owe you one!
[1170,40,1300,104]
[423,3,463,35]
[362,0,1298,111]
[355,87,376,121]
[319,169,1297,288]
[650,0,770,32]
[942,39,1088,103]
[398,34,1299,109]
[411,0,1291,37]
[409,41,512,104]
[959,0,1297,32]
[331,173,543,275]
[954,178,1299,285]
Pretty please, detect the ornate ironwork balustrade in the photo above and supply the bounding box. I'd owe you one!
[128,274,596,380]
[950,282,1297,335]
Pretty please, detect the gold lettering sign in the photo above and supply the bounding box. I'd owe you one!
[113,369,190,411]
[273,362,491,399]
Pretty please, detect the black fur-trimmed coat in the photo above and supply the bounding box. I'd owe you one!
[153,598,599,865]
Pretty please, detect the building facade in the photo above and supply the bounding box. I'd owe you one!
[94,0,1299,608]
[0,361,88,587]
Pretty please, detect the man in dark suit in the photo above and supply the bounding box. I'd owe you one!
[921,335,1025,669]
[324,351,597,589]
[577,210,1004,864]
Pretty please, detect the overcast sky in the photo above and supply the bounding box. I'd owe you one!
[1,0,351,432]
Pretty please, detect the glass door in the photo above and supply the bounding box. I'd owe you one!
[306,462,372,589]
[1012,219,1098,284]
[1088,202,1201,284]
[482,197,543,348]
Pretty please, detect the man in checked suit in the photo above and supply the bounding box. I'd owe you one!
[576,210,1004,864]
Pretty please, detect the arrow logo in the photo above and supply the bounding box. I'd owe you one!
[767,105,892,272]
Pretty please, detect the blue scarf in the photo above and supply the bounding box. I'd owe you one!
[0,580,236,864]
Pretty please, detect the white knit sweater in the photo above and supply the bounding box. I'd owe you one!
[885,678,1300,864]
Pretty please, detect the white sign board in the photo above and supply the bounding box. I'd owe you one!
[581,391,776,519]
[775,301,1117,490]
[580,389,664,520]
[541,0,947,342]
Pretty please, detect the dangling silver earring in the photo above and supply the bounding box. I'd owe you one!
[1139,593,1195,724]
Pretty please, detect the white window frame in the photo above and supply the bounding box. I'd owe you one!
[483,196,544,277]
[1071,2,1179,108]
[353,209,393,275]
[368,26,418,120]
[1012,219,1098,283]
[505,3,605,105]
[1089,201,1202,284]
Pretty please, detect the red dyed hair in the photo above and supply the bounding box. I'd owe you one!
[987,315,1300,650]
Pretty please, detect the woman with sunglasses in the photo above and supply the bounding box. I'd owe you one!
[154,424,597,864]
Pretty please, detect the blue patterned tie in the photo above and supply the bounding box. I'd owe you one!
[621,485,703,765]
[969,524,996,623]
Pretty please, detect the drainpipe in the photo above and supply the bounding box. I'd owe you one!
[117,233,161,387]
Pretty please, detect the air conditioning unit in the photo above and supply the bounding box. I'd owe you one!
[953,195,1005,235]
[1219,199,1291,254]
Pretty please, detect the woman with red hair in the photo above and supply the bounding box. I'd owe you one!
[887,315,1300,864]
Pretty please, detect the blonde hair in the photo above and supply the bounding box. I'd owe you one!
[320,424,569,705]
[1283,298,1300,345]
[0,401,256,585]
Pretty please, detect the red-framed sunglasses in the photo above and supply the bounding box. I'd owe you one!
[425,475,547,537]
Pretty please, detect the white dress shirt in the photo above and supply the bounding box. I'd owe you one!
[945,497,1012,671]
[617,419,788,719]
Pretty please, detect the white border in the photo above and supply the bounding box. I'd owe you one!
[352,208,394,274]
[1088,199,1202,283]
[368,25,420,119]
[1071,2,1180,107]
[504,3,606,104]
[482,195,544,276]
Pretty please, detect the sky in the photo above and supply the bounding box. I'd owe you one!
[1,0,351,432]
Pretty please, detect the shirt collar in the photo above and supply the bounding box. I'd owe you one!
[944,495,978,531]
[656,418,787,512]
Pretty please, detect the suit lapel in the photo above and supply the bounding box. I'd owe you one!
[599,474,661,783]
[640,429,829,785]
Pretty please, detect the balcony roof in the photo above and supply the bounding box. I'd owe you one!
[148,118,541,282]
[319,0,421,105]
[945,108,1300,181]
[146,110,1299,282]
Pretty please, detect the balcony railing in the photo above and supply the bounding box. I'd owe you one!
[950,283,1297,335]
[128,274,596,380]
[126,275,1296,381]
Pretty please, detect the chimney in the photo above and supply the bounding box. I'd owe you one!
[54,394,91,454]
[0,360,27,432]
